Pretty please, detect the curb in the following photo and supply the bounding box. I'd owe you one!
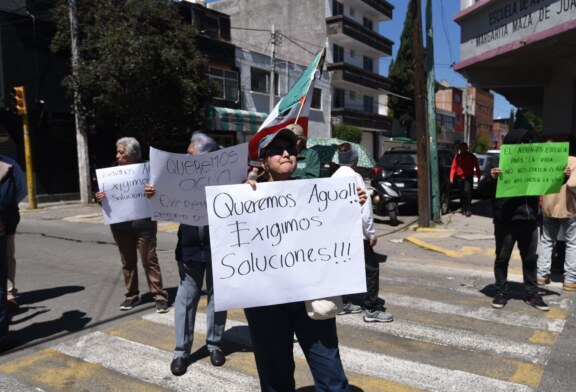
[404,236,462,258]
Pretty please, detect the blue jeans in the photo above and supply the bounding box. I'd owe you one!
[173,261,227,358]
[538,217,576,283]
[0,235,8,340]
[244,302,349,392]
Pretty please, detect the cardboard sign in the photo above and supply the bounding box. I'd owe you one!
[496,142,568,198]
[149,144,248,226]
[96,163,151,225]
[206,177,367,311]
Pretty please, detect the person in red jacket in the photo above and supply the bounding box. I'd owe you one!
[450,143,481,217]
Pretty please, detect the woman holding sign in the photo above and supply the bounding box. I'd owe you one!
[145,132,227,376]
[95,137,169,313]
[244,127,361,392]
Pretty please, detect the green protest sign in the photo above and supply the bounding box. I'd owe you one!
[496,142,568,198]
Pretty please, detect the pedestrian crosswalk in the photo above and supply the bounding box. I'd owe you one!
[0,261,571,392]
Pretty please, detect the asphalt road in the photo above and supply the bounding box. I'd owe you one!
[0,202,574,391]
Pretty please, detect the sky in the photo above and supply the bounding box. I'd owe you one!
[379,0,514,119]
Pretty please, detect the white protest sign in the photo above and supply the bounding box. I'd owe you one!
[96,163,151,225]
[206,177,367,311]
[149,144,248,226]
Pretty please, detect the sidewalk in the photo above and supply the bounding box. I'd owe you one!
[399,199,513,262]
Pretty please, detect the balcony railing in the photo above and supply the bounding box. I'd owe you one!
[327,62,391,92]
[360,0,393,19]
[331,108,392,131]
[326,15,393,55]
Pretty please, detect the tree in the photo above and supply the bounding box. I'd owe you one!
[387,0,416,137]
[508,109,515,132]
[51,0,215,148]
[333,124,362,143]
[472,134,490,153]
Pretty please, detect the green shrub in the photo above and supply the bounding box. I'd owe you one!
[333,124,362,143]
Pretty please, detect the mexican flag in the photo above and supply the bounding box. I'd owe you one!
[248,48,325,159]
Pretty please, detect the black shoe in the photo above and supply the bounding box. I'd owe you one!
[119,297,141,311]
[492,292,507,309]
[466,211,472,217]
[525,295,550,311]
[156,300,169,313]
[209,348,226,367]
[170,356,188,376]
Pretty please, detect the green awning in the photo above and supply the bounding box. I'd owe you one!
[207,106,268,134]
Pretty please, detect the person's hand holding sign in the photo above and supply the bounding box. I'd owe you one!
[144,183,155,199]
[491,167,502,179]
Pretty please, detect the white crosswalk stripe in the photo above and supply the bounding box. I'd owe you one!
[386,293,565,332]
[54,331,260,392]
[145,310,536,391]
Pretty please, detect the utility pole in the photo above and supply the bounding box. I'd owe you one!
[463,87,473,146]
[425,0,441,223]
[269,24,277,112]
[412,0,430,228]
[68,0,91,204]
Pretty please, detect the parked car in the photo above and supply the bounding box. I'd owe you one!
[473,151,500,197]
[372,148,458,214]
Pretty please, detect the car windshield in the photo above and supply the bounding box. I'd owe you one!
[378,152,417,166]
[476,157,485,167]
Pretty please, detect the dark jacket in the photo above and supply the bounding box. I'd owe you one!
[176,224,211,263]
[489,129,540,223]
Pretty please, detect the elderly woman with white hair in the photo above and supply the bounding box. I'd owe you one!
[145,131,228,376]
[96,137,169,313]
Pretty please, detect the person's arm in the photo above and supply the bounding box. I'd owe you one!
[565,157,576,190]
[450,156,457,183]
[303,149,321,179]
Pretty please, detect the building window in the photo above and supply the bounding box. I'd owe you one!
[349,91,356,101]
[363,56,373,72]
[363,95,374,113]
[350,7,355,17]
[454,93,461,104]
[363,17,373,30]
[350,49,355,58]
[333,44,344,63]
[311,88,322,110]
[332,0,343,16]
[333,88,345,108]
[251,67,278,95]
[209,67,238,102]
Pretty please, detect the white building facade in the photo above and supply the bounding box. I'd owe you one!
[209,0,395,158]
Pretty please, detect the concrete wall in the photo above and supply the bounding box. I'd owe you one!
[543,62,576,134]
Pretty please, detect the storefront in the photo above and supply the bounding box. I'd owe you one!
[455,0,576,135]
[206,106,268,146]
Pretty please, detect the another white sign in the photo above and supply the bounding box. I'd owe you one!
[96,163,151,225]
[149,144,248,226]
[206,177,367,311]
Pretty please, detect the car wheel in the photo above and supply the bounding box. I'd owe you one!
[440,189,450,215]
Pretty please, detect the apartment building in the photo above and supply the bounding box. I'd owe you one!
[209,0,394,158]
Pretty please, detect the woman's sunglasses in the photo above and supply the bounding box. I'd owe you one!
[266,146,297,157]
